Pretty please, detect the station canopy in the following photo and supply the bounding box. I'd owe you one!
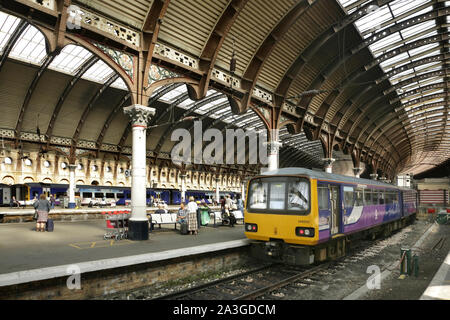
[0,0,448,177]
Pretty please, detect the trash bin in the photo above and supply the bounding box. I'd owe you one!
[200,208,210,226]
[436,211,450,225]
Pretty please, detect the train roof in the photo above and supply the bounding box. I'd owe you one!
[258,167,403,189]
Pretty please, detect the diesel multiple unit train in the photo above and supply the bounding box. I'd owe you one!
[0,183,239,206]
[244,168,417,265]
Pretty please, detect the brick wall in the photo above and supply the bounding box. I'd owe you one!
[0,247,251,300]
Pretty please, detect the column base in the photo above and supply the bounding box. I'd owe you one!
[68,202,76,209]
[128,220,149,241]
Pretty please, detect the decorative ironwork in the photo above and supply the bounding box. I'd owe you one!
[94,43,134,79]
[148,64,179,86]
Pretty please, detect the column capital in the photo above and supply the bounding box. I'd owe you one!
[370,173,378,180]
[68,164,77,170]
[322,158,335,166]
[124,104,156,127]
[353,167,362,176]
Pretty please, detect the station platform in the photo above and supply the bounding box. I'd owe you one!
[420,250,450,300]
[0,218,248,289]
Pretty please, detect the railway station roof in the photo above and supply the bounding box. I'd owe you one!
[0,0,449,178]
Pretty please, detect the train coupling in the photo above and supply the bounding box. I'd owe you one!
[265,241,283,258]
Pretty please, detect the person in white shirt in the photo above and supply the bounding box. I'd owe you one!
[186,196,199,235]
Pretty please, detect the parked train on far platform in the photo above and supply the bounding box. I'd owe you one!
[0,183,240,206]
[244,168,417,265]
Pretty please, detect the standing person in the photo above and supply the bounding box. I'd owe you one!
[33,194,51,232]
[237,195,244,212]
[50,194,55,209]
[187,196,198,235]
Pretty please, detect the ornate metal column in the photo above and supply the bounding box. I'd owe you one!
[215,177,220,204]
[180,173,186,203]
[353,167,362,178]
[68,164,77,208]
[124,104,155,241]
[267,130,282,172]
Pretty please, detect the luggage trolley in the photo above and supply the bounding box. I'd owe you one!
[103,211,130,240]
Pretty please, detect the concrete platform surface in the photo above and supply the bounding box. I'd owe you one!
[420,250,450,300]
[0,219,247,281]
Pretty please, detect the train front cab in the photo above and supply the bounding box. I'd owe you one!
[244,175,319,265]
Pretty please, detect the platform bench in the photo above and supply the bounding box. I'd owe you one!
[149,213,178,230]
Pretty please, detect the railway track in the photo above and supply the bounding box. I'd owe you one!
[154,262,331,300]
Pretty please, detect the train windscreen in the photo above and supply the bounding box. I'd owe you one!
[247,177,310,215]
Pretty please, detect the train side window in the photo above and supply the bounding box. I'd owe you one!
[117,193,124,199]
[82,192,92,198]
[364,189,372,205]
[355,189,364,206]
[95,193,104,198]
[318,187,329,210]
[378,191,385,205]
[343,186,354,207]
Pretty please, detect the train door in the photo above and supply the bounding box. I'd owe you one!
[330,185,341,235]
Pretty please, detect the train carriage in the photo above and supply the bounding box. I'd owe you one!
[244,168,417,265]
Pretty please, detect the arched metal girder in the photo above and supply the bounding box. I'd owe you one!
[141,0,172,93]
[70,73,119,159]
[147,84,188,127]
[360,98,448,153]
[352,6,450,57]
[15,52,58,145]
[274,0,393,104]
[326,32,450,141]
[154,93,226,155]
[45,55,99,144]
[239,0,312,112]
[294,6,446,122]
[325,53,447,135]
[0,19,28,73]
[384,68,450,95]
[394,86,447,108]
[96,92,131,150]
[279,147,317,168]
[376,53,449,85]
[197,0,249,98]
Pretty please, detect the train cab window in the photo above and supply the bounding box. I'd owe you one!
[288,181,309,211]
[117,193,124,199]
[248,181,268,209]
[269,183,285,210]
[318,187,329,210]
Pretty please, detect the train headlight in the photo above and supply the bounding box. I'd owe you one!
[296,227,315,237]
[245,223,258,232]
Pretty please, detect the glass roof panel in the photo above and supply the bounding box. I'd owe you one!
[110,77,128,90]
[82,59,115,84]
[9,24,46,65]
[159,85,187,103]
[0,12,20,54]
[354,5,392,34]
[49,44,93,75]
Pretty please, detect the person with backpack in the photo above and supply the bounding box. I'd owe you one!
[33,193,51,232]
